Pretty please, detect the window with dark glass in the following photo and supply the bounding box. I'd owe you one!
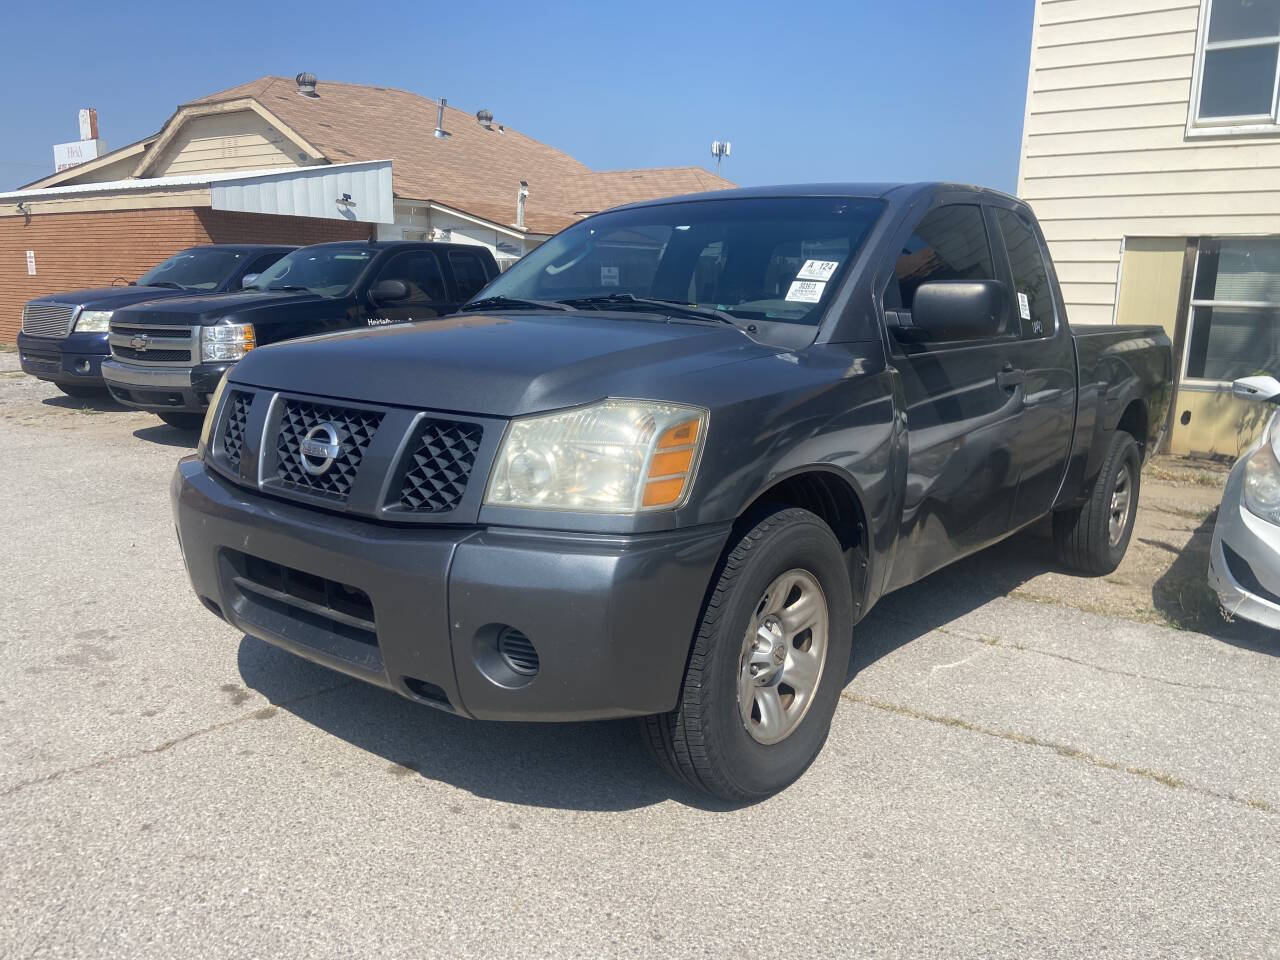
[1187,237,1280,382]
[891,204,996,312]
[1193,0,1280,126]
[448,250,492,300]
[377,251,447,302]
[995,208,1054,338]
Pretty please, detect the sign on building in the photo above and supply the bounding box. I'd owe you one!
[52,107,105,172]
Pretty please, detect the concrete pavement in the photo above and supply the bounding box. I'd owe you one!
[1,356,1277,959]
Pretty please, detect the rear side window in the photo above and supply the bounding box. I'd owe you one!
[448,250,491,300]
[890,204,995,311]
[995,208,1055,338]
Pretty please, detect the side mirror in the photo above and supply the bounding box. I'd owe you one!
[241,273,260,289]
[370,278,409,303]
[1232,374,1280,404]
[901,280,1007,342]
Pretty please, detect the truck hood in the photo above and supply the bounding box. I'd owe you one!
[230,312,782,417]
[112,289,327,325]
[29,286,216,311]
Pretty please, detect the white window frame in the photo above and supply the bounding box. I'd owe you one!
[1180,234,1280,391]
[1186,0,1280,138]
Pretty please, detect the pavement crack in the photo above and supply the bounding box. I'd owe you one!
[842,691,1275,815]
[1,680,354,799]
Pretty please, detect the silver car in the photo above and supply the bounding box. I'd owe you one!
[1209,375,1280,630]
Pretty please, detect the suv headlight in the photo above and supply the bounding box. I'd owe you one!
[201,322,255,362]
[199,370,232,457]
[1243,416,1280,525]
[74,310,113,332]
[485,399,707,513]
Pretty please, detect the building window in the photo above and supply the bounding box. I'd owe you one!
[1185,237,1280,385]
[1189,0,1280,134]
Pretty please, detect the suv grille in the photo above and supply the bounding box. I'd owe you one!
[21,304,76,339]
[398,418,484,513]
[222,391,252,471]
[275,399,383,500]
[112,346,191,362]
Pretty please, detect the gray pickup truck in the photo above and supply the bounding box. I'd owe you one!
[172,183,1172,801]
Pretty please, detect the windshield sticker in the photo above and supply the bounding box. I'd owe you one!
[796,259,839,282]
[601,265,619,286]
[786,279,826,303]
[1017,291,1031,320]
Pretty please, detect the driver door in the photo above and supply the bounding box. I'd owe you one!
[883,200,1027,590]
[364,249,451,326]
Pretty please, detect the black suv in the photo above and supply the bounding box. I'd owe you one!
[17,245,293,397]
[103,241,499,429]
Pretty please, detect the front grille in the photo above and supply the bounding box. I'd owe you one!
[109,323,195,365]
[21,303,76,339]
[397,418,483,513]
[222,391,252,470]
[223,550,381,672]
[112,346,191,362]
[275,399,383,501]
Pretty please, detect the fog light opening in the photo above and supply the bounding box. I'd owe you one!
[471,623,539,688]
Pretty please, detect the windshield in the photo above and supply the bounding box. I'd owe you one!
[476,196,886,327]
[136,248,247,291]
[250,245,375,297]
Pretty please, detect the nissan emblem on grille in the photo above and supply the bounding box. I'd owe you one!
[299,422,342,475]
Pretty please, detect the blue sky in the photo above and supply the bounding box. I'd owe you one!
[0,0,1034,193]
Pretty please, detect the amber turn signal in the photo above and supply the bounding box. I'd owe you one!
[641,416,704,508]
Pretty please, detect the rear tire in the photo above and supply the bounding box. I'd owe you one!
[1053,429,1141,575]
[56,383,103,399]
[157,412,204,431]
[640,506,854,803]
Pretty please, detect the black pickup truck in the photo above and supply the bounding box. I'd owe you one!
[172,184,1172,801]
[103,240,498,429]
[17,244,293,398]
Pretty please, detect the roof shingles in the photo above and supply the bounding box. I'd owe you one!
[190,77,733,234]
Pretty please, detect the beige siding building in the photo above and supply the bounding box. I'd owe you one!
[1019,0,1280,456]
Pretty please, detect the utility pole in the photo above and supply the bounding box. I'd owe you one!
[711,140,732,175]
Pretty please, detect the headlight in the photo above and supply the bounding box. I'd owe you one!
[74,310,113,332]
[198,370,232,457]
[200,322,255,362]
[485,399,707,513]
[1243,417,1280,525]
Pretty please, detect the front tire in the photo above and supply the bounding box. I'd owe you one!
[157,411,204,431]
[641,506,854,802]
[1053,429,1141,575]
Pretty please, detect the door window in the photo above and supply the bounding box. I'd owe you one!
[375,251,447,303]
[994,208,1055,339]
[448,249,492,300]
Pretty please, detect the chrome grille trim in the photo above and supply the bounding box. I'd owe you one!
[108,322,199,367]
[21,303,77,339]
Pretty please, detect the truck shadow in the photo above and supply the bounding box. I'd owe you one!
[236,635,719,812]
[40,392,125,413]
[132,424,198,448]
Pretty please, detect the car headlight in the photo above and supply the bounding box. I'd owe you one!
[198,370,232,457]
[74,310,113,332]
[200,322,255,362]
[485,399,708,513]
[1243,417,1280,525]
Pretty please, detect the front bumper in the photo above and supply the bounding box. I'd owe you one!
[17,331,109,385]
[1208,461,1280,631]
[172,457,732,721]
[103,359,230,412]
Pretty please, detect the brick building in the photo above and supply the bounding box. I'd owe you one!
[0,74,732,343]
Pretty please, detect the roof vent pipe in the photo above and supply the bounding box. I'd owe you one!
[433,98,451,139]
[516,180,529,229]
[296,72,318,97]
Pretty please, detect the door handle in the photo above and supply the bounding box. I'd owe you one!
[997,363,1027,391]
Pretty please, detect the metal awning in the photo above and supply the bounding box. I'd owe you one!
[0,159,394,225]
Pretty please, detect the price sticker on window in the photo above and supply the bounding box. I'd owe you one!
[796,259,839,282]
[786,279,825,303]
